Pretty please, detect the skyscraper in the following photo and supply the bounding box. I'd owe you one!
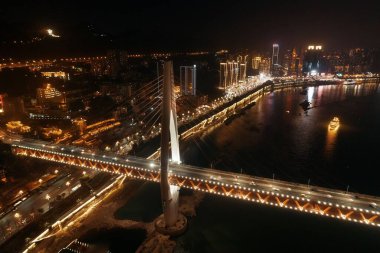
[220,63,228,89]
[272,44,280,76]
[260,57,271,75]
[238,55,248,81]
[283,48,299,76]
[252,56,262,70]
[272,44,279,66]
[302,45,324,76]
[180,65,197,96]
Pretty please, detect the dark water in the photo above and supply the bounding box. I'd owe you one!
[176,83,380,252]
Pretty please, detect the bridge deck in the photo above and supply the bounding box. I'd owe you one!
[11,139,380,228]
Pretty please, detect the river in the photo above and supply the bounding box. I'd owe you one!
[175,82,380,252]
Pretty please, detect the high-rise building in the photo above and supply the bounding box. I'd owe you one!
[302,45,324,76]
[282,49,292,75]
[348,48,371,74]
[220,57,247,89]
[238,55,248,81]
[259,57,271,75]
[283,48,300,76]
[106,50,128,79]
[272,44,279,66]
[231,61,239,85]
[179,65,197,96]
[272,44,280,76]
[239,63,247,81]
[220,63,228,89]
[252,56,262,70]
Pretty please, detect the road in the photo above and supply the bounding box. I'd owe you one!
[0,161,95,245]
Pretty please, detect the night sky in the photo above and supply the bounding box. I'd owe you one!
[1,0,380,53]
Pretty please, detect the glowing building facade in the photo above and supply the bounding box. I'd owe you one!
[303,45,324,76]
[179,65,197,96]
[220,56,248,89]
[37,83,66,107]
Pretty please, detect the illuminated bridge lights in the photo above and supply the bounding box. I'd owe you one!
[11,144,380,229]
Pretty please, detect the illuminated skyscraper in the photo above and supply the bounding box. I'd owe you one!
[180,65,197,96]
[260,57,271,75]
[272,43,280,76]
[238,55,248,81]
[220,61,239,89]
[231,61,239,85]
[252,56,262,70]
[220,63,228,89]
[272,44,279,66]
[303,45,323,76]
[220,56,247,89]
[239,63,247,81]
[283,48,299,76]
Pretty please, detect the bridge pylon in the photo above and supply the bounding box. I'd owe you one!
[155,61,187,235]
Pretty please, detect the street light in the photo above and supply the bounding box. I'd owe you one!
[38,179,43,184]
[45,194,51,200]
[66,181,71,186]
[54,169,59,174]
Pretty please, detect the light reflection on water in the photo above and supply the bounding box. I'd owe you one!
[325,127,338,158]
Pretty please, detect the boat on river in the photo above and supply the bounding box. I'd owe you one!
[329,117,340,131]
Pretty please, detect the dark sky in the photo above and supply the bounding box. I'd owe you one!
[1,0,380,52]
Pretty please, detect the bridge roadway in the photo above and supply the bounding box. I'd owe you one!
[8,137,380,228]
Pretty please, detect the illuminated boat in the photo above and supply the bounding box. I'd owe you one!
[329,117,340,131]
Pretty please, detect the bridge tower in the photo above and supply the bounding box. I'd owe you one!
[156,61,187,235]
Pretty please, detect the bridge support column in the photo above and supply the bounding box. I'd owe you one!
[155,61,187,235]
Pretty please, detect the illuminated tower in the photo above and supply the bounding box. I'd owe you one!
[272,44,279,66]
[180,65,197,96]
[219,63,228,89]
[233,61,239,85]
[155,61,187,235]
[302,45,323,76]
[252,56,261,70]
[238,55,248,82]
[290,48,298,76]
[271,44,280,76]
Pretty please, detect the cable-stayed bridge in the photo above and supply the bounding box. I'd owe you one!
[3,63,380,235]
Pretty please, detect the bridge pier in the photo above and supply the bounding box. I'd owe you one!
[155,61,187,235]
